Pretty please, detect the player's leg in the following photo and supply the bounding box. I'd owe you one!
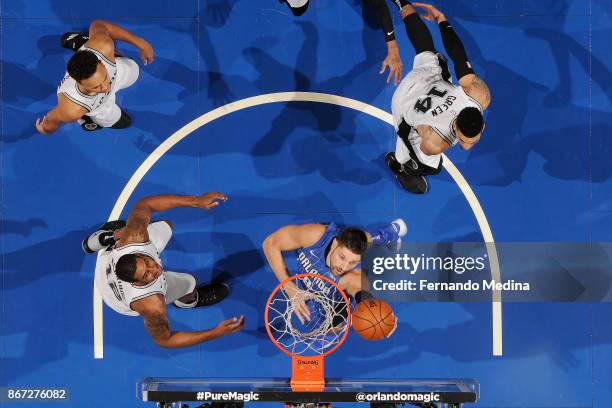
[385,121,442,194]
[109,110,132,129]
[86,103,131,129]
[280,0,309,16]
[166,272,230,308]
[367,219,408,246]
[107,58,140,128]
[106,58,140,129]
[165,272,198,307]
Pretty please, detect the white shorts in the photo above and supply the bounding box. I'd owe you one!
[165,271,197,305]
[86,57,139,127]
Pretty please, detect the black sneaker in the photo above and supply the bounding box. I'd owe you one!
[80,115,100,132]
[99,220,126,231]
[397,172,428,194]
[110,109,132,129]
[385,152,403,174]
[82,230,115,254]
[61,32,89,51]
[196,283,230,307]
[385,152,428,194]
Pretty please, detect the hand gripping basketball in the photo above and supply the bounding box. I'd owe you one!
[352,299,398,340]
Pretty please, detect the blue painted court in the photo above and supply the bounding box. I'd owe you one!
[1,0,612,407]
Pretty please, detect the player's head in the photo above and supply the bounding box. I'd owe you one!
[455,107,484,142]
[328,228,368,276]
[67,50,111,93]
[115,254,162,284]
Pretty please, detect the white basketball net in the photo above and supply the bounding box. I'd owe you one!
[267,275,350,356]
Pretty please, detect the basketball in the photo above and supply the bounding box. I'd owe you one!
[352,299,397,340]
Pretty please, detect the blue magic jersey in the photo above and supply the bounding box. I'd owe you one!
[296,223,341,282]
[294,223,357,309]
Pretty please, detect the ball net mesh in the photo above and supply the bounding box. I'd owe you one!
[266,274,351,356]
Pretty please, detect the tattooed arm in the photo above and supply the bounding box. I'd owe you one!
[131,294,244,348]
[459,74,491,111]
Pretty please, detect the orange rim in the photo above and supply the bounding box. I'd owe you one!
[264,273,352,357]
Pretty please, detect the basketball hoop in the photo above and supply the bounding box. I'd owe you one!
[265,273,352,392]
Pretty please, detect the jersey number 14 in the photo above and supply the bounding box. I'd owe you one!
[413,86,448,114]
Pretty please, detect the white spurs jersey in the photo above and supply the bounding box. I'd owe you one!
[95,241,167,317]
[57,47,118,113]
[394,78,483,146]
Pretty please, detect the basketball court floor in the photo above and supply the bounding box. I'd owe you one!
[2,0,612,407]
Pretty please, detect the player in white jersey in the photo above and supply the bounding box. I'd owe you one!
[35,20,154,135]
[84,192,244,348]
[385,2,491,194]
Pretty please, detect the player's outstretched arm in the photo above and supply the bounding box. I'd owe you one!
[412,4,479,80]
[133,295,244,348]
[263,224,326,323]
[86,20,154,65]
[120,192,227,246]
[413,3,491,109]
[262,224,324,283]
[364,0,404,85]
[35,94,88,136]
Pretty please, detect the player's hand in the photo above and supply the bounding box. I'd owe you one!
[286,285,311,324]
[215,316,245,336]
[194,192,228,210]
[137,38,154,65]
[412,2,447,23]
[35,116,50,136]
[380,40,403,86]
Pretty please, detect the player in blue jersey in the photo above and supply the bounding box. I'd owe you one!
[263,219,406,324]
